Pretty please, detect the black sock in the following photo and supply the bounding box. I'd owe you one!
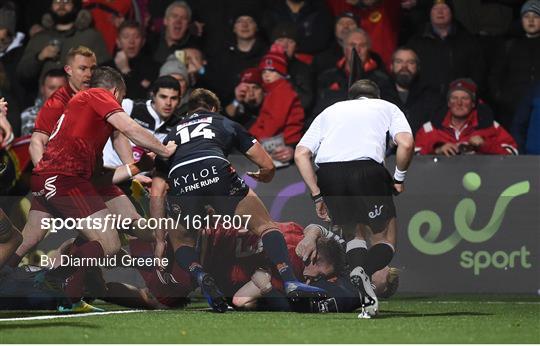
[261,230,296,282]
[174,246,204,280]
[346,239,368,269]
[364,243,395,276]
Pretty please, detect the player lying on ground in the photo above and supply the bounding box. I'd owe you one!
[151,88,326,313]
[225,223,399,312]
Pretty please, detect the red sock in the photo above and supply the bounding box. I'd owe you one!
[47,241,105,280]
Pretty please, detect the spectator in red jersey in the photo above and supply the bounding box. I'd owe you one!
[83,0,134,55]
[249,50,305,164]
[415,78,518,156]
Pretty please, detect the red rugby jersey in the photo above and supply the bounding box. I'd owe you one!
[34,84,76,136]
[34,88,123,179]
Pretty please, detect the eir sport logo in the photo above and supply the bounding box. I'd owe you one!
[407,172,532,275]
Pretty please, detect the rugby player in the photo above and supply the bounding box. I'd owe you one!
[151,88,326,312]
[0,209,22,270]
[9,47,153,271]
[31,66,176,311]
[295,79,414,317]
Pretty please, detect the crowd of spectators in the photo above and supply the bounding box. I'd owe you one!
[0,0,539,157]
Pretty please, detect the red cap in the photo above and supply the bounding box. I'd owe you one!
[259,51,288,76]
[448,78,477,101]
[240,67,263,86]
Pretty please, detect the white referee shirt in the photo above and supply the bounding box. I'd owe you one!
[298,98,412,164]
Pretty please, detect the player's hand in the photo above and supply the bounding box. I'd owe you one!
[114,50,130,74]
[136,152,155,172]
[0,99,13,148]
[134,174,153,187]
[295,232,318,264]
[393,183,404,195]
[468,135,484,147]
[38,44,60,61]
[247,167,274,183]
[435,143,459,156]
[161,141,177,158]
[270,145,294,163]
[315,200,330,222]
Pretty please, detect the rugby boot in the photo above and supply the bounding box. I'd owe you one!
[196,272,228,313]
[284,281,327,299]
[57,300,105,313]
[350,266,378,317]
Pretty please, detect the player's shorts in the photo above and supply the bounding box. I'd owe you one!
[167,158,249,226]
[30,173,107,218]
[316,160,396,232]
[92,168,126,202]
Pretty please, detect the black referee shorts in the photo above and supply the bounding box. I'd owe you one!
[316,160,396,232]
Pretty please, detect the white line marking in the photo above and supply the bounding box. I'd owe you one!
[0,309,146,322]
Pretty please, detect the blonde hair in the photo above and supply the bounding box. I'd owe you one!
[65,46,96,65]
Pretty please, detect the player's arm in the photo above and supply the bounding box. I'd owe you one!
[232,269,272,310]
[390,105,414,193]
[296,224,345,263]
[107,111,176,158]
[112,131,134,164]
[294,145,319,196]
[29,132,50,166]
[393,132,414,194]
[150,172,168,260]
[245,141,275,183]
[111,152,155,184]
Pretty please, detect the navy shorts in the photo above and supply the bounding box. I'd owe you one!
[167,158,249,226]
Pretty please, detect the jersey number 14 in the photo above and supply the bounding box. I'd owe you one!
[177,123,216,144]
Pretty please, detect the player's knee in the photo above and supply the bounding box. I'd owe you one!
[232,296,256,310]
[255,222,279,237]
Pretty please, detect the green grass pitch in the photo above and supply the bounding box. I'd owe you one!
[0,295,538,343]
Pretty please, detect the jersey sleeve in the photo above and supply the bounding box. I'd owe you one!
[34,98,65,136]
[227,118,257,154]
[297,112,322,154]
[89,89,124,120]
[388,104,412,143]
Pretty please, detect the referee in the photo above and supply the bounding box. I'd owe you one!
[294,79,414,317]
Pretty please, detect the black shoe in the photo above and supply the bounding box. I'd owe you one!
[197,272,228,313]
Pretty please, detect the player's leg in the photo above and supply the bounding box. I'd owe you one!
[167,223,229,312]
[104,193,155,241]
[365,217,397,277]
[7,208,52,268]
[235,189,326,298]
[0,209,22,269]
